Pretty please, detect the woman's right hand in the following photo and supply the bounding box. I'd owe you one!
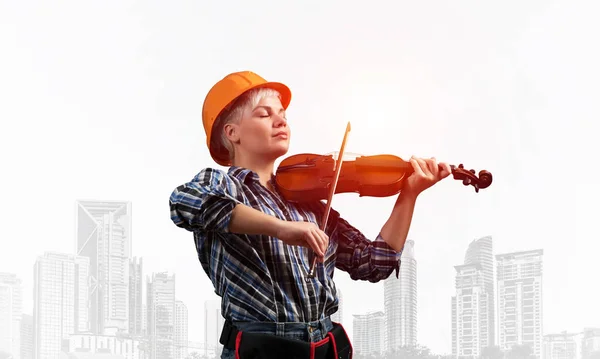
[275,221,329,261]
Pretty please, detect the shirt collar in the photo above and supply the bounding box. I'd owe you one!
[228,166,279,190]
[228,166,261,184]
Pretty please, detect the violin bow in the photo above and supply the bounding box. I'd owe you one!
[307,121,352,278]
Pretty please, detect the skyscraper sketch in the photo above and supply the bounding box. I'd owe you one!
[353,311,385,356]
[33,252,90,359]
[464,236,495,347]
[496,250,544,358]
[0,272,23,358]
[129,257,144,337]
[147,272,176,359]
[581,328,600,359]
[452,236,495,358]
[75,200,132,335]
[142,303,148,336]
[175,300,189,359]
[20,314,33,359]
[452,262,491,358]
[0,196,195,358]
[204,299,225,357]
[542,332,578,359]
[384,239,417,351]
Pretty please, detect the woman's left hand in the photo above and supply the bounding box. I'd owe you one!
[402,156,452,197]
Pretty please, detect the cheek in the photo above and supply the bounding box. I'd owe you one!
[241,124,269,146]
[252,123,272,139]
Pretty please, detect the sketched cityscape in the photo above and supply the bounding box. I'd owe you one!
[0,201,599,359]
[0,200,222,359]
[350,236,600,359]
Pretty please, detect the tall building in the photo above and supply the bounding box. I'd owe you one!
[496,250,544,358]
[384,239,417,351]
[464,236,495,347]
[33,252,90,359]
[20,314,33,359]
[76,200,132,335]
[542,332,578,359]
[0,273,22,358]
[581,328,600,359]
[452,263,490,359]
[147,272,176,359]
[129,257,143,336]
[452,236,495,359]
[175,300,189,359]
[353,311,385,356]
[331,287,343,324]
[142,303,147,335]
[205,299,225,357]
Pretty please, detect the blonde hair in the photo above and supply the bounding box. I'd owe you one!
[210,87,282,164]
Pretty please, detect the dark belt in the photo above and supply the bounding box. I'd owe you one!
[219,319,353,359]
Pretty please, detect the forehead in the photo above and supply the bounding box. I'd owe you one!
[254,95,284,110]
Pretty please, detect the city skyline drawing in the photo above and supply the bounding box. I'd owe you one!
[1,201,598,358]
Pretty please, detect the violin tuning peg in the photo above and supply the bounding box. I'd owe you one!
[459,164,465,169]
[470,169,476,174]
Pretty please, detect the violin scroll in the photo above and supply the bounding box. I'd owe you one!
[450,164,493,193]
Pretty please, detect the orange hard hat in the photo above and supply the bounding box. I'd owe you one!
[202,71,292,166]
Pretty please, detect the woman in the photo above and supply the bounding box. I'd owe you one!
[169,71,451,359]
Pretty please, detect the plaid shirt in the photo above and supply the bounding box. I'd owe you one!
[169,166,402,322]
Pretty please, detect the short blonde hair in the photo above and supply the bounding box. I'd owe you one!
[210,87,282,164]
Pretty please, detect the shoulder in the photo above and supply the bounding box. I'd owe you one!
[191,167,226,182]
[191,167,246,186]
[186,167,259,198]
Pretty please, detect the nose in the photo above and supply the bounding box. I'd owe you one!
[273,113,287,127]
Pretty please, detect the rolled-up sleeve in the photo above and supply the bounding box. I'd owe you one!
[304,200,403,282]
[169,168,243,232]
[333,217,403,282]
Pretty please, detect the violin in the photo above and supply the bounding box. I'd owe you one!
[275,153,492,202]
[274,122,492,277]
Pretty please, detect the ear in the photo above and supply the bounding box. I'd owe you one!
[223,123,240,143]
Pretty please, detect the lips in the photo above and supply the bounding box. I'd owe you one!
[273,131,288,139]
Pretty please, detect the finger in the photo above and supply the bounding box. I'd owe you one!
[427,157,439,177]
[316,229,328,258]
[319,230,329,263]
[410,157,427,177]
[310,228,324,257]
[307,231,324,258]
[415,157,432,177]
[318,229,329,256]
[440,162,452,178]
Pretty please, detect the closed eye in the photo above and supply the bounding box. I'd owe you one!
[254,105,285,119]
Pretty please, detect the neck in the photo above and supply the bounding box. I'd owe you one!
[232,154,276,189]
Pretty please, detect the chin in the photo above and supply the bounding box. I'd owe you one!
[269,146,289,159]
